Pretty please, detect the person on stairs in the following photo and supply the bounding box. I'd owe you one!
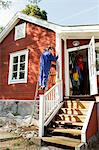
[39,46,58,90]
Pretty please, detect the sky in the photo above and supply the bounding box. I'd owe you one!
[0,0,99,27]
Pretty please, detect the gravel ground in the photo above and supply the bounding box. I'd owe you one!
[1,138,99,150]
[0,138,66,150]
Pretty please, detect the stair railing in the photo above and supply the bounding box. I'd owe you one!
[39,80,63,137]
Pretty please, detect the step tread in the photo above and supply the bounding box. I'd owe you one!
[58,114,86,117]
[48,128,81,135]
[61,108,88,110]
[55,120,83,126]
[42,136,81,147]
[61,108,88,115]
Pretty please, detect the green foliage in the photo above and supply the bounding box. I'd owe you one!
[14,142,21,147]
[5,148,10,150]
[28,0,42,5]
[0,26,4,33]
[22,4,47,20]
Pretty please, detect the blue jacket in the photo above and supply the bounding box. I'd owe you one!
[40,51,58,73]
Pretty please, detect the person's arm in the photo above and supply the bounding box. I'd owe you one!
[49,53,58,61]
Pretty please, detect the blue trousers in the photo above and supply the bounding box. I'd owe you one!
[39,66,49,87]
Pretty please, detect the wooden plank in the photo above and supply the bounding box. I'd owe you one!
[55,120,83,126]
[42,136,81,147]
[61,108,88,115]
[58,114,86,121]
[48,128,81,136]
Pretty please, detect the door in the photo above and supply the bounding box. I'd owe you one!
[88,36,98,95]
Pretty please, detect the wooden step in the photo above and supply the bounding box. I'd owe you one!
[55,120,83,126]
[42,136,81,148]
[64,101,90,109]
[57,114,86,122]
[48,128,81,136]
[67,96,95,101]
[60,108,87,115]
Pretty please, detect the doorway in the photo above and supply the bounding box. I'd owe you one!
[69,49,90,96]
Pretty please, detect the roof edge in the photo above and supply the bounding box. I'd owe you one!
[0,12,61,43]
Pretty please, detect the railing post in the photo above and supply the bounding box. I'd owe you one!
[60,80,63,102]
[39,95,45,137]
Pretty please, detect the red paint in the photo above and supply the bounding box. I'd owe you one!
[0,20,56,100]
[86,103,98,141]
[67,39,90,48]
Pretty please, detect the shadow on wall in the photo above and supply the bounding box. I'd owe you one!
[0,22,56,100]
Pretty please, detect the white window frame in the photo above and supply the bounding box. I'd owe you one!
[8,49,29,84]
[14,23,26,41]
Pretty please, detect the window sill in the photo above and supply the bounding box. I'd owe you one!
[8,79,27,85]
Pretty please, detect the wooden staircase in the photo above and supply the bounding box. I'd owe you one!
[42,98,93,149]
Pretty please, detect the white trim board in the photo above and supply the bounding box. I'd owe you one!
[67,42,99,52]
[0,12,61,43]
[1,12,99,43]
[65,41,99,96]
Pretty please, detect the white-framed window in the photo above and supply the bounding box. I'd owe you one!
[8,49,29,84]
[14,23,26,41]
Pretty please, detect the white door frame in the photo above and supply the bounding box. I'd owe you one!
[65,42,99,96]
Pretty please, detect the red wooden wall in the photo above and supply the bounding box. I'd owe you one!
[0,20,56,100]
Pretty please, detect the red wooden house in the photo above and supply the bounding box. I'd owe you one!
[0,12,99,149]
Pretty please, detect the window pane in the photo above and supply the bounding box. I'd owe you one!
[20,55,25,62]
[12,72,17,80]
[13,56,18,63]
[13,64,18,71]
[96,51,99,71]
[20,63,25,70]
[19,72,25,79]
[96,60,99,71]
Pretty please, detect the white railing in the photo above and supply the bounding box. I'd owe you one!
[39,80,63,137]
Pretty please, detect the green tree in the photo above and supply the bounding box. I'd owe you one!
[22,4,47,20]
[28,0,42,5]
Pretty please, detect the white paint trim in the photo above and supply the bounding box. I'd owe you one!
[81,101,95,143]
[14,22,26,41]
[39,95,45,137]
[67,42,99,52]
[1,12,99,44]
[56,33,62,81]
[0,12,61,43]
[8,49,29,84]
[0,13,20,43]
[88,36,98,95]
[67,44,89,52]
[65,42,99,96]
[65,40,70,96]
[44,102,63,126]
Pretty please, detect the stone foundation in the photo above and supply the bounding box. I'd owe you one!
[0,100,36,117]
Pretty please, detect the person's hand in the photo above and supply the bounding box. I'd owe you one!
[56,55,58,60]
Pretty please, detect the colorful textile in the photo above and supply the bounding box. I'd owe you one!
[39,50,58,87]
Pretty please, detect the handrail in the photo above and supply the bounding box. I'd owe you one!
[39,80,63,137]
[43,80,62,96]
